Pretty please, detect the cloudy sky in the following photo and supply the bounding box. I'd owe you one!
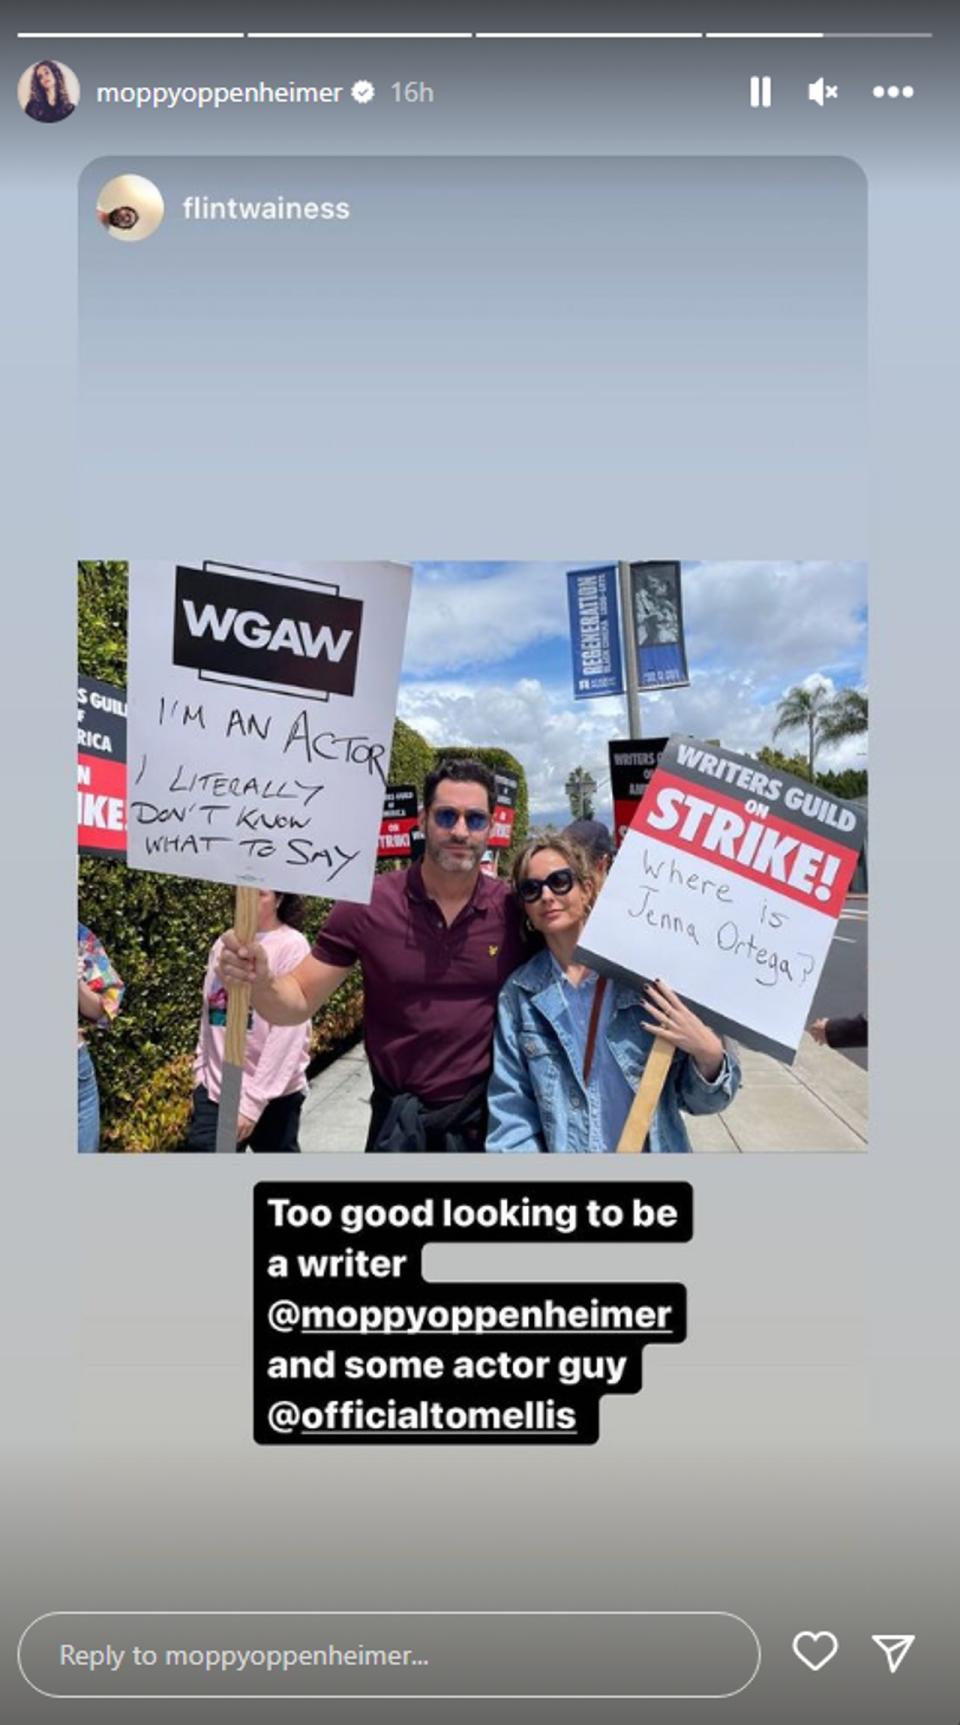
[400,561,868,828]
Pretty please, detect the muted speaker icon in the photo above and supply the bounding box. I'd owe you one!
[808,77,839,104]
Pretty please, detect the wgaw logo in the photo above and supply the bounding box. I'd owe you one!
[172,566,363,699]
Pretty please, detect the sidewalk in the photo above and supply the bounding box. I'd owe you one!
[687,1039,866,1152]
[300,1042,371,1153]
[300,1038,867,1154]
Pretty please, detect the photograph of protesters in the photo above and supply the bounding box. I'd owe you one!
[180,891,311,1153]
[78,923,124,1153]
[77,558,867,1154]
[21,59,77,123]
[486,834,740,1154]
[217,760,529,1153]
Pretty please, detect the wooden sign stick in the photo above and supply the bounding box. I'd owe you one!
[616,1036,675,1153]
[214,884,260,1155]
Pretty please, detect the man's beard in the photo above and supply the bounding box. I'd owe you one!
[425,834,484,872]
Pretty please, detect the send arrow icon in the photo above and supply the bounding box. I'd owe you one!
[871,1634,916,1674]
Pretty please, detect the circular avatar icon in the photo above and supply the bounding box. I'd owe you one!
[18,59,80,123]
[96,174,165,243]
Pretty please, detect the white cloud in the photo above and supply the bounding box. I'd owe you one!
[397,563,868,819]
[398,668,866,823]
[398,678,614,815]
[672,561,866,686]
[403,563,574,674]
[404,560,867,686]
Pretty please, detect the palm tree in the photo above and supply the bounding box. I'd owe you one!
[773,682,868,776]
[773,682,832,777]
[819,687,868,745]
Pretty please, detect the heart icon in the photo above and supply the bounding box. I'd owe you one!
[792,1631,839,1672]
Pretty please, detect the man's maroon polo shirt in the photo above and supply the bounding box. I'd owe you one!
[311,862,528,1105]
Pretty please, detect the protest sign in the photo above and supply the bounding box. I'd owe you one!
[490,770,520,848]
[127,561,412,902]
[78,677,127,857]
[577,735,866,1060]
[378,785,419,859]
[608,737,669,848]
[567,566,624,699]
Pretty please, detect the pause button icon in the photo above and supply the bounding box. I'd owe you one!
[750,75,773,108]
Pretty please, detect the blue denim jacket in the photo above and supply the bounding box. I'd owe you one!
[486,947,741,1154]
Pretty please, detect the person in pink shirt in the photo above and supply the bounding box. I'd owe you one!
[180,891,311,1153]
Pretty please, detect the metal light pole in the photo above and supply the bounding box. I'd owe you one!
[618,559,642,739]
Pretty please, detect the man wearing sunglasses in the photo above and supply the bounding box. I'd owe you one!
[218,759,527,1151]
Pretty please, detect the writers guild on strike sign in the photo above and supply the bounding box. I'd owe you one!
[489,771,519,848]
[608,737,669,848]
[378,786,419,859]
[77,676,127,857]
[577,736,865,1059]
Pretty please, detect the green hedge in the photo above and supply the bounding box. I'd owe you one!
[389,717,436,794]
[78,560,128,683]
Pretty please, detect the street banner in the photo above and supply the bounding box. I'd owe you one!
[566,566,624,699]
[78,676,127,857]
[577,735,866,1060]
[608,737,669,848]
[378,785,419,858]
[489,769,520,848]
[127,560,412,901]
[630,562,690,691]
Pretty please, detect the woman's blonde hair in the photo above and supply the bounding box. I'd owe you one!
[511,832,598,913]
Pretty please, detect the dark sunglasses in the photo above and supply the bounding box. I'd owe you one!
[517,867,576,904]
[431,806,491,833]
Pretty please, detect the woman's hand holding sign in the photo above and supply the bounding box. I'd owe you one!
[642,979,724,1082]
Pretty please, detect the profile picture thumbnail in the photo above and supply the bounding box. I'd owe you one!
[18,59,80,123]
[96,174,165,243]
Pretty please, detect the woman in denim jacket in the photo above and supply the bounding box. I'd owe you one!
[486,835,740,1154]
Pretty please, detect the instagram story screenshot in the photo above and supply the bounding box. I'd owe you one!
[1,1,958,1720]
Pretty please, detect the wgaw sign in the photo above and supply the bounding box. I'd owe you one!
[128,561,412,900]
[173,564,364,700]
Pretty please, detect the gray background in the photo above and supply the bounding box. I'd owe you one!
[76,154,866,553]
[3,9,958,1722]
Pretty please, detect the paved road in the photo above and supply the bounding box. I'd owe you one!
[808,897,868,1070]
